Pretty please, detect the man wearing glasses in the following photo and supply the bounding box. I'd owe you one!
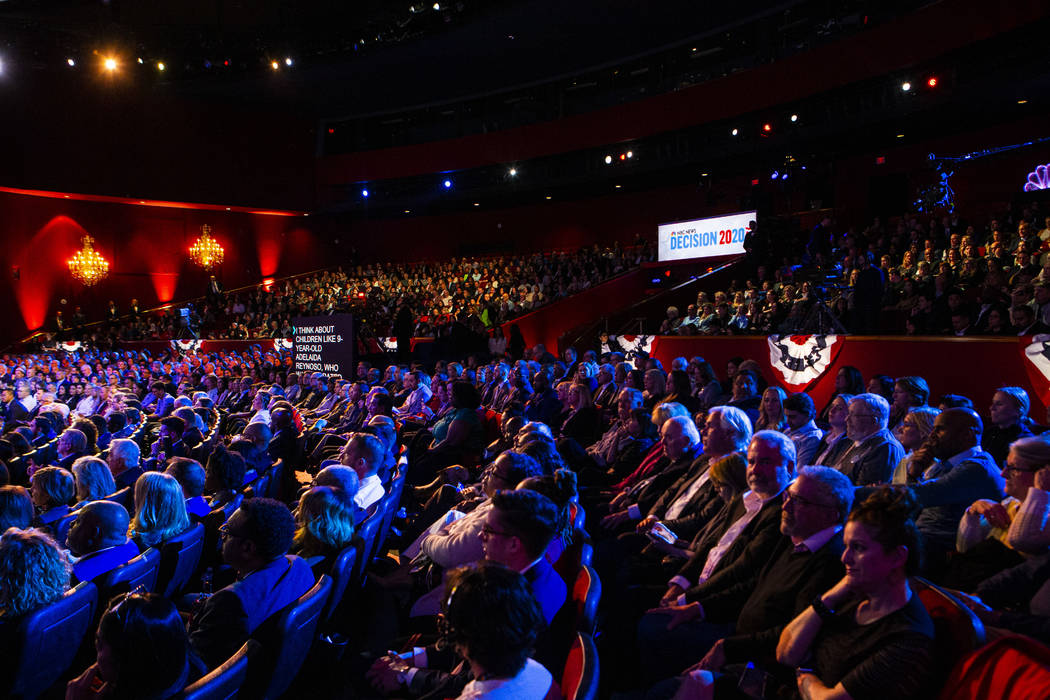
[188,498,315,669]
[832,393,904,486]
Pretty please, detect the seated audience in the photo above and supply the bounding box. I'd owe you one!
[165,457,210,519]
[783,392,823,465]
[204,446,247,509]
[339,432,386,512]
[291,485,357,576]
[0,485,33,531]
[30,466,74,531]
[108,438,143,491]
[832,393,904,485]
[983,386,1034,468]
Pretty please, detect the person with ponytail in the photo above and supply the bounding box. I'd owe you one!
[517,468,579,562]
[678,486,935,700]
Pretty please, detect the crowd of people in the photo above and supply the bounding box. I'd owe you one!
[0,334,1048,697]
[49,241,654,349]
[659,206,1050,336]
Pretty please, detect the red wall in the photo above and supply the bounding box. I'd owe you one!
[0,191,326,339]
[651,335,1047,422]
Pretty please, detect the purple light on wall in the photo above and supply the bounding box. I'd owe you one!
[1024,164,1050,191]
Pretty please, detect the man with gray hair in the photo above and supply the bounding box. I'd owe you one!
[832,393,904,486]
[639,465,852,683]
[601,415,703,532]
[638,406,752,542]
[108,438,143,491]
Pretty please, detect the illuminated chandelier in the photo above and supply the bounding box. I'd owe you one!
[67,235,110,286]
[189,224,225,269]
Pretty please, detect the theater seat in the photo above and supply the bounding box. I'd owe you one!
[54,510,78,547]
[175,640,260,700]
[156,523,205,598]
[352,507,384,585]
[560,631,599,700]
[938,634,1050,700]
[915,576,986,686]
[554,529,593,584]
[246,575,333,700]
[320,543,358,627]
[97,547,161,606]
[570,566,601,636]
[104,486,135,513]
[2,581,98,700]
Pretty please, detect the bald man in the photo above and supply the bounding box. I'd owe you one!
[893,407,1005,561]
[67,500,140,584]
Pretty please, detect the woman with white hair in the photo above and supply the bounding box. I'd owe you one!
[71,456,117,510]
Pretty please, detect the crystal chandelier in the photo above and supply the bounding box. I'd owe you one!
[189,224,225,270]
[67,236,110,286]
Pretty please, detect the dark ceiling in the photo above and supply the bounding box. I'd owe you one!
[0,0,882,117]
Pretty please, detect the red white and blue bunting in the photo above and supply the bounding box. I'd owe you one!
[767,334,842,391]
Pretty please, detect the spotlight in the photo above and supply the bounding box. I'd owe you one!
[103,57,117,71]
[731,128,739,136]
[763,123,772,132]
[614,185,622,189]
[443,179,452,189]
[137,57,143,65]
[157,62,165,71]
[926,76,938,88]
[361,189,369,198]
[508,168,517,176]
[901,81,912,92]
[545,196,552,200]
[1018,99,1028,104]
[271,61,280,70]
[771,171,779,180]
[790,114,798,122]
[604,155,612,164]
[896,133,905,138]
[781,173,789,180]
[619,154,626,161]
[285,57,293,66]
[433,2,440,8]
[626,151,633,159]
[473,202,480,207]
[67,58,76,67]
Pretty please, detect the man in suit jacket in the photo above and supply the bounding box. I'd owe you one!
[68,500,139,584]
[891,407,1005,562]
[638,466,853,683]
[188,498,316,669]
[108,438,144,491]
[600,416,703,533]
[833,393,904,486]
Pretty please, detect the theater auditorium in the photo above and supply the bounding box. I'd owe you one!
[1,1,1049,698]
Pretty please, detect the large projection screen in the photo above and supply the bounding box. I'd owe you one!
[657,211,756,262]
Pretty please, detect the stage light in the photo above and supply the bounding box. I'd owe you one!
[137,57,143,65]
[1018,99,1028,104]
[771,171,779,179]
[901,81,911,92]
[763,123,772,132]
[790,114,798,122]
[285,57,293,66]
[67,58,75,67]
[614,185,622,189]
[433,2,440,8]
[781,173,789,180]
[361,189,369,198]
[926,76,938,88]
[103,57,117,71]
[508,168,517,176]
[271,61,279,70]
[545,195,552,200]
[404,209,411,214]
[604,155,612,164]
[157,62,165,71]
[443,179,452,189]
[224,60,230,66]
[473,202,480,207]
[896,133,905,138]
[626,151,633,159]
[731,128,739,136]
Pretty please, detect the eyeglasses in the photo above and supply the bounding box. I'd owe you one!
[783,490,836,510]
[1003,465,1038,476]
[218,522,247,541]
[106,585,149,635]
[480,525,514,538]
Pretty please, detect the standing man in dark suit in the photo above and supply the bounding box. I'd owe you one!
[188,498,316,669]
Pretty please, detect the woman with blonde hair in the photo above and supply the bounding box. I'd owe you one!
[129,472,191,550]
[71,456,116,509]
[891,407,941,484]
[291,485,356,576]
[755,386,787,432]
